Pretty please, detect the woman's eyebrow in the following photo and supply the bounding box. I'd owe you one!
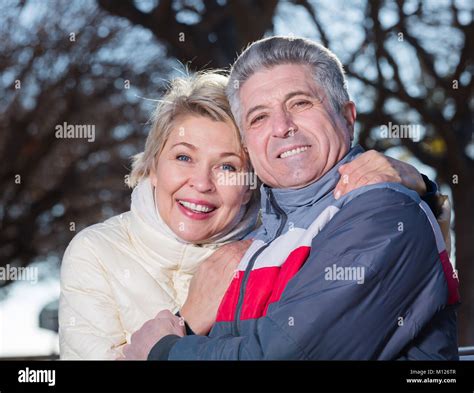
[170,143,242,160]
[170,142,196,150]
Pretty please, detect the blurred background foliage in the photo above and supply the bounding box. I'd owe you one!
[0,0,473,349]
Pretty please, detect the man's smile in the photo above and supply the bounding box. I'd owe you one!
[277,145,311,159]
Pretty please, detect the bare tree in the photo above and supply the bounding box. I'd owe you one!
[98,0,279,68]
[0,0,171,298]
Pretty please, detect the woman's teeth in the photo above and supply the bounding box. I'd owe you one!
[279,146,309,158]
[178,200,215,213]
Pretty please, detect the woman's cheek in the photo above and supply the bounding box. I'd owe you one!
[221,185,246,211]
[164,165,187,189]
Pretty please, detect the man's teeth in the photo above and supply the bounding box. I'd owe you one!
[279,146,309,158]
[179,200,214,213]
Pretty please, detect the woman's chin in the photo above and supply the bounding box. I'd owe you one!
[168,225,213,244]
[177,232,211,244]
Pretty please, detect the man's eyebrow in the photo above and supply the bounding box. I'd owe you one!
[219,152,242,159]
[245,90,320,123]
[284,90,317,101]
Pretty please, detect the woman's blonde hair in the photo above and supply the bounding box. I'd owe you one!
[127,71,247,188]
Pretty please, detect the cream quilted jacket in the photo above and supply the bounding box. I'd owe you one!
[59,179,258,359]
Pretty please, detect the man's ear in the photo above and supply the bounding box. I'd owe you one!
[341,101,357,141]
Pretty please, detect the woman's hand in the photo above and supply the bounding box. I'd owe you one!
[180,239,252,335]
[334,150,426,199]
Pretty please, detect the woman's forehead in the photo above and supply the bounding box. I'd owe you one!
[165,115,245,156]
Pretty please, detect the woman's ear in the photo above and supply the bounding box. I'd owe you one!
[149,169,158,188]
[149,157,160,188]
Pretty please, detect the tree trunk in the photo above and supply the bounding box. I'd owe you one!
[452,181,474,346]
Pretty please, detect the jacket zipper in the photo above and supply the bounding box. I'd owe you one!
[232,187,288,336]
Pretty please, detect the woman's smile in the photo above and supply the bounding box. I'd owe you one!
[176,198,218,220]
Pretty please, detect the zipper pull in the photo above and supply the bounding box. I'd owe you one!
[265,188,280,218]
[265,188,271,214]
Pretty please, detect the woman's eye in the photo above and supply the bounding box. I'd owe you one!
[176,154,191,162]
[221,163,236,172]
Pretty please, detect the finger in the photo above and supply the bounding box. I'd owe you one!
[339,150,381,176]
[336,152,381,196]
[362,176,395,191]
[155,309,175,321]
[335,160,376,198]
[343,172,392,195]
[384,156,424,194]
[122,345,131,358]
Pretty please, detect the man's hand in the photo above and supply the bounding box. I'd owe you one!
[120,310,185,360]
[180,239,252,335]
[334,150,426,199]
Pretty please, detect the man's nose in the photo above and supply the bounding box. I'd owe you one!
[271,108,297,138]
[189,166,215,193]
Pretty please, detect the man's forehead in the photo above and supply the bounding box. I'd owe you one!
[243,64,313,88]
[240,67,321,108]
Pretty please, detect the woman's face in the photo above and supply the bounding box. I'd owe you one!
[150,115,252,243]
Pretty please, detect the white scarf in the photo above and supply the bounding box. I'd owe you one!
[130,178,259,248]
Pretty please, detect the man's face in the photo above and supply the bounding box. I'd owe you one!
[239,63,356,189]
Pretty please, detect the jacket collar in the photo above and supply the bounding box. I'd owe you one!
[128,178,259,272]
[260,144,364,222]
[128,179,210,273]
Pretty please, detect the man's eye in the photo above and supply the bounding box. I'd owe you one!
[176,155,191,162]
[292,100,312,110]
[221,163,236,172]
[250,114,267,126]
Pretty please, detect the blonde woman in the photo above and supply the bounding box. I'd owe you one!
[59,71,444,359]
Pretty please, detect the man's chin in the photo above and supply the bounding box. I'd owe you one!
[273,176,317,190]
[273,171,321,189]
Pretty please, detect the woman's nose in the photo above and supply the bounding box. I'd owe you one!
[188,167,215,193]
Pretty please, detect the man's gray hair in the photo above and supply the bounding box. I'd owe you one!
[226,36,350,130]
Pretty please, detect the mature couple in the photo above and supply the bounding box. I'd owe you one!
[59,36,459,360]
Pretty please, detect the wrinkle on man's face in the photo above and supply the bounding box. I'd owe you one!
[240,64,353,189]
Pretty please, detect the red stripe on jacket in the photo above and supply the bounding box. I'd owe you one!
[216,246,311,322]
[439,250,460,305]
